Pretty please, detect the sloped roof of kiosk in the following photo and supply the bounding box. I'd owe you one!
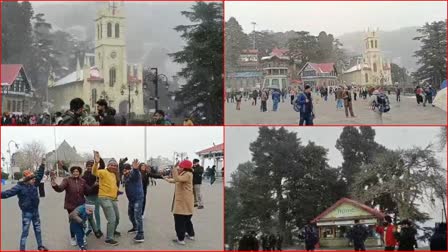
[311,197,384,223]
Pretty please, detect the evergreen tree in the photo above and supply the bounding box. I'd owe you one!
[170,2,223,125]
[413,20,446,86]
[225,17,250,71]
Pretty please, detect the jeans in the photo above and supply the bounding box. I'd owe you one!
[299,113,313,126]
[173,214,195,241]
[261,101,267,112]
[98,197,120,240]
[336,99,343,109]
[344,101,355,117]
[86,195,101,232]
[193,184,203,207]
[128,199,144,235]
[354,241,366,251]
[273,101,279,111]
[20,210,43,250]
[70,222,85,249]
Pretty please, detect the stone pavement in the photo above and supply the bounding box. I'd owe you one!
[225,94,446,125]
[1,178,223,250]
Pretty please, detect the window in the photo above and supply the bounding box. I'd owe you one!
[370,40,374,49]
[281,79,287,89]
[12,100,16,112]
[365,73,369,83]
[264,79,269,86]
[7,100,11,112]
[97,24,100,39]
[91,89,97,107]
[373,63,377,72]
[109,67,116,87]
[17,101,21,112]
[133,65,138,77]
[375,40,378,48]
[272,79,279,87]
[100,23,102,39]
[115,23,120,38]
[107,23,112,37]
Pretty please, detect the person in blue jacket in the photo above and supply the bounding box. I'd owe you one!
[272,89,281,112]
[69,204,95,251]
[123,159,145,243]
[296,85,314,125]
[1,158,49,251]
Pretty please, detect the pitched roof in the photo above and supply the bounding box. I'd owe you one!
[227,71,263,78]
[1,64,25,86]
[311,197,385,223]
[53,71,84,87]
[271,48,289,57]
[196,143,224,155]
[343,64,370,74]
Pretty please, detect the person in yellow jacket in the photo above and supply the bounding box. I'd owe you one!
[163,160,195,245]
[93,151,120,246]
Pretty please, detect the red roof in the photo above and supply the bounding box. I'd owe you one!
[1,64,24,86]
[291,80,302,84]
[311,197,385,223]
[270,48,289,57]
[309,63,335,73]
[128,76,142,84]
[196,143,224,155]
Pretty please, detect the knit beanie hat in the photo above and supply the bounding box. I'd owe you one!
[22,170,35,182]
[108,158,118,166]
[179,160,193,170]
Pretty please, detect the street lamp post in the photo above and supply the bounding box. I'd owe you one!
[149,68,169,111]
[7,140,19,180]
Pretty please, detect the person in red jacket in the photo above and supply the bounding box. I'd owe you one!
[384,215,397,250]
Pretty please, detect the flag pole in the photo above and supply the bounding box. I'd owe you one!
[54,127,59,177]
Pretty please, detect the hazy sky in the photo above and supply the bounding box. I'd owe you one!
[226,1,447,36]
[1,127,223,167]
[225,127,446,182]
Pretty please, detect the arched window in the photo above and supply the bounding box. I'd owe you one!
[91,89,97,107]
[365,73,369,83]
[115,23,120,38]
[373,63,377,72]
[375,40,378,48]
[370,40,374,49]
[107,23,112,38]
[109,67,116,87]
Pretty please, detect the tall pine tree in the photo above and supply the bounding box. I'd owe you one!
[225,17,250,71]
[170,2,223,125]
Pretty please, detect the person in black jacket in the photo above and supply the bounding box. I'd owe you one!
[82,160,103,238]
[430,222,447,251]
[139,163,163,218]
[192,159,204,209]
[96,99,116,125]
[348,219,368,251]
[59,98,85,125]
[395,219,417,251]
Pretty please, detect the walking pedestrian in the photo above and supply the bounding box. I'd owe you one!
[296,85,314,126]
[236,92,243,110]
[343,87,356,118]
[336,88,344,109]
[348,219,368,251]
[272,89,281,112]
[192,159,204,209]
[395,84,401,102]
[261,90,268,112]
[395,219,417,251]
[370,89,390,124]
[383,215,397,250]
[163,160,195,245]
[210,165,216,185]
[430,223,446,251]
[304,225,319,251]
[252,90,258,106]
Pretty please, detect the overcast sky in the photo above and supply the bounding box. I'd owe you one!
[1,127,222,167]
[226,1,447,36]
[225,127,446,182]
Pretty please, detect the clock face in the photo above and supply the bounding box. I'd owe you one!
[110,51,117,59]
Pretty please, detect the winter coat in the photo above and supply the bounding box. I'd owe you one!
[170,170,194,215]
[82,171,99,196]
[193,165,204,185]
[59,110,80,125]
[123,169,144,202]
[92,162,118,199]
[384,224,397,247]
[297,93,313,114]
[349,224,369,244]
[52,176,90,211]
[141,170,163,188]
[69,204,90,224]
[395,227,417,251]
[1,164,45,212]
[430,226,447,251]
[272,91,281,102]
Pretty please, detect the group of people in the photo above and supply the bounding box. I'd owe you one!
[414,84,437,107]
[1,154,208,251]
[238,231,283,251]
[1,97,196,126]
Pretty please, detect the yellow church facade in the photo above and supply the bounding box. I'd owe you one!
[48,3,144,115]
[341,29,392,87]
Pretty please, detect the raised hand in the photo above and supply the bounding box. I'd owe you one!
[132,159,139,169]
[93,151,100,163]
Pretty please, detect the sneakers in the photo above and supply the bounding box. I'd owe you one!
[133,234,145,243]
[186,235,195,241]
[105,239,119,246]
[198,205,204,209]
[38,246,49,251]
[94,230,103,239]
[194,204,198,207]
[80,246,87,251]
[128,228,137,234]
[85,229,92,237]
[114,231,121,237]
[172,239,186,245]
[70,237,77,246]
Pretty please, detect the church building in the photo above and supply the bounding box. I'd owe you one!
[341,29,392,86]
[48,3,144,115]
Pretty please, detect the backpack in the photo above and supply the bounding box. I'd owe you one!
[376,94,390,113]
[293,94,304,112]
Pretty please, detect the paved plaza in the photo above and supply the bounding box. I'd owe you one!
[225,94,446,125]
[1,178,223,250]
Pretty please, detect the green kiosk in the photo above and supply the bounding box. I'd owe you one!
[311,198,385,248]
